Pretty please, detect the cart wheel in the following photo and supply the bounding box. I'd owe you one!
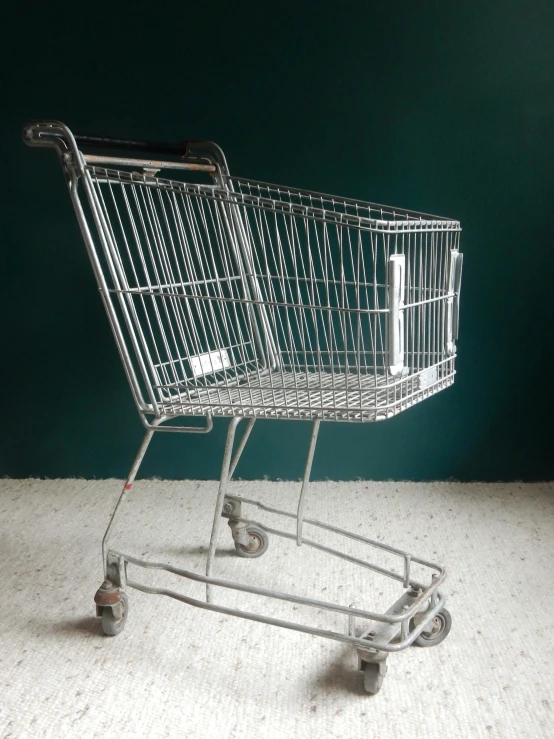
[235,525,269,558]
[363,662,387,694]
[411,607,452,648]
[101,592,129,636]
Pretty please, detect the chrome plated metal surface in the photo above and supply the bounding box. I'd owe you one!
[24,120,462,692]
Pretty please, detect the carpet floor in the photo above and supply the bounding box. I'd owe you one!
[1,479,552,738]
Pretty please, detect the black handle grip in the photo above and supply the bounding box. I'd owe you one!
[23,120,230,176]
[73,133,205,157]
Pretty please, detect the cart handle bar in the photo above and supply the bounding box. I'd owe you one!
[22,120,230,176]
[74,133,210,156]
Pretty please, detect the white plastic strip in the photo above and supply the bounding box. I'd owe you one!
[388,254,406,376]
[190,349,231,377]
[446,250,463,355]
[452,251,463,341]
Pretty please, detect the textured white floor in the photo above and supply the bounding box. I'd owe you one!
[1,479,553,739]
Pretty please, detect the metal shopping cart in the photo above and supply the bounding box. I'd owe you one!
[23,120,463,694]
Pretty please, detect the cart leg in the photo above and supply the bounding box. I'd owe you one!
[228,418,256,479]
[95,420,160,635]
[296,419,321,546]
[101,419,161,576]
[206,416,244,603]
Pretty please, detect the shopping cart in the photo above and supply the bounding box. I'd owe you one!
[23,120,463,694]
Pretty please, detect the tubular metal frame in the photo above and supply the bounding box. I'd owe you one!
[23,120,462,692]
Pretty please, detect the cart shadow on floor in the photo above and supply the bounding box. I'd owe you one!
[57,615,104,638]
[126,543,238,561]
[20,614,105,640]
[308,644,367,697]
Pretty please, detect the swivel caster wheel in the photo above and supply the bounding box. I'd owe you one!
[363,661,388,694]
[94,580,129,637]
[235,525,269,558]
[101,592,129,636]
[410,607,452,647]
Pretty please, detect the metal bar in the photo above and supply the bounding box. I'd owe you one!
[228,418,256,479]
[90,168,459,236]
[131,275,244,292]
[66,169,152,413]
[358,589,419,657]
[296,418,321,545]
[348,603,357,637]
[248,520,427,590]
[214,196,270,374]
[205,417,243,603]
[230,175,460,223]
[118,549,434,624]
[107,287,390,315]
[226,180,280,369]
[225,493,445,574]
[140,414,213,433]
[82,170,161,414]
[402,293,453,309]
[84,153,216,172]
[120,560,447,652]
[403,554,412,588]
[75,133,207,155]
[71,131,231,176]
[101,418,162,573]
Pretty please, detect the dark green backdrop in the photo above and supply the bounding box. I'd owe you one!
[3,1,554,481]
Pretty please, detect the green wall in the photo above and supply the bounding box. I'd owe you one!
[3,1,554,481]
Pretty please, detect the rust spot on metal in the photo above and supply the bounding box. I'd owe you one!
[94,580,121,607]
[180,162,216,172]
[84,153,216,173]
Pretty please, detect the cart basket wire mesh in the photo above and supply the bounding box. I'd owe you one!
[25,121,462,426]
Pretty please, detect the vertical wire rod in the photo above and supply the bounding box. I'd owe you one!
[102,417,163,574]
[296,418,322,546]
[206,416,244,603]
[228,418,256,479]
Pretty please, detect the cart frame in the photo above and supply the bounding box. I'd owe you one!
[23,120,462,694]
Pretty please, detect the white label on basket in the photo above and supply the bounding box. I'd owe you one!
[190,349,231,377]
[418,366,438,390]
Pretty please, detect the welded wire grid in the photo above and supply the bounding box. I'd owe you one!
[85,166,460,422]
